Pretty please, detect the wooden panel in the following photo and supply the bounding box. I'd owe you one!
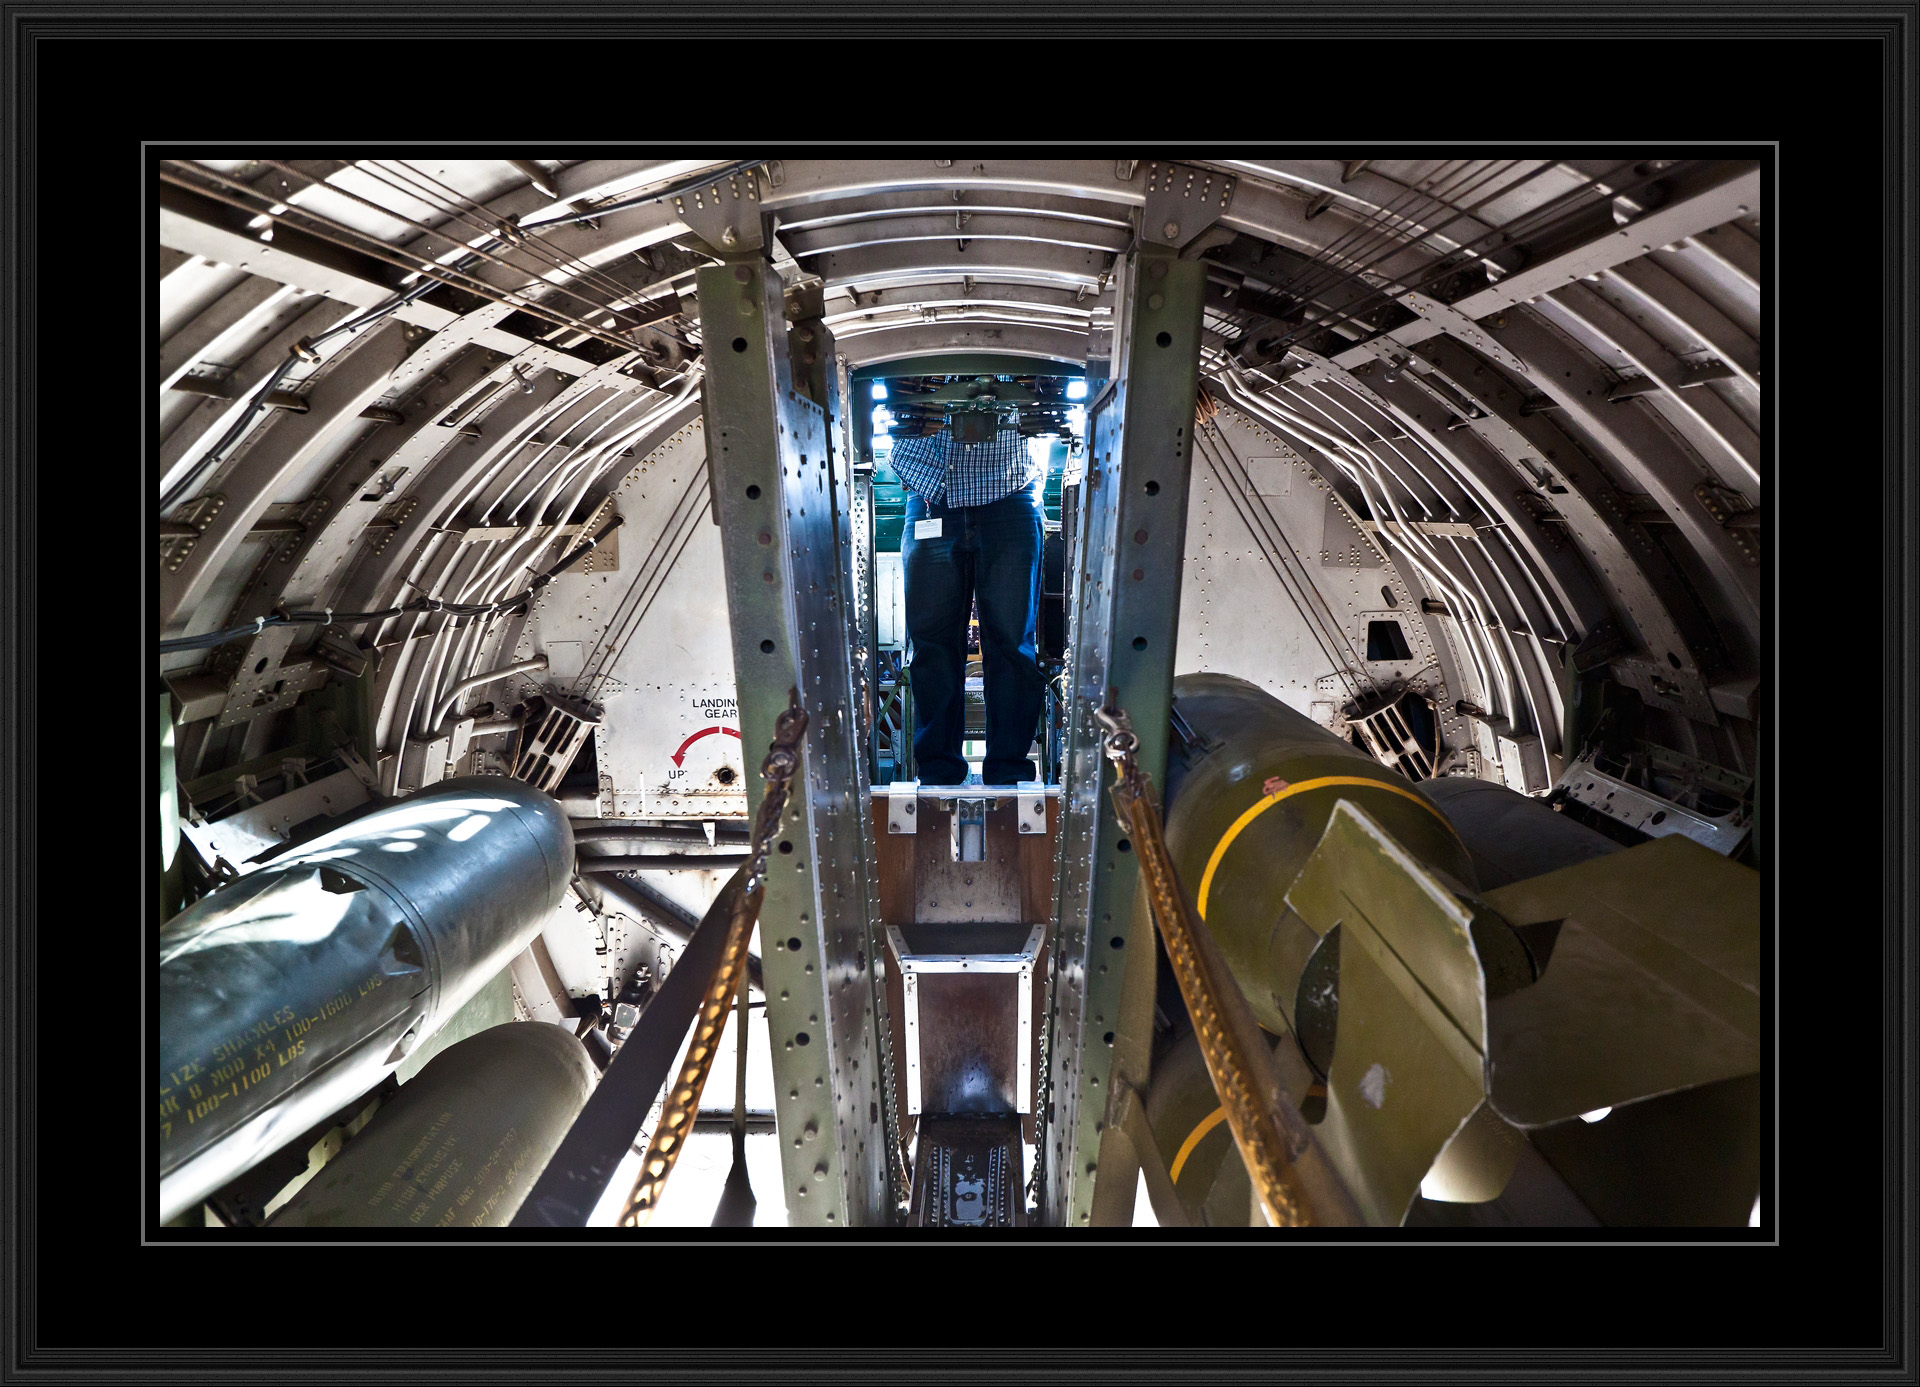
[917,972,1022,1114]
[872,798,915,927]
[1019,796,1061,924]
[911,802,1021,923]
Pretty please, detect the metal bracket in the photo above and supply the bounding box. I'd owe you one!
[1015,780,1047,835]
[1137,161,1236,251]
[162,492,226,572]
[1553,746,1750,855]
[1694,481,1760,567]
[951,797,987,862]
[672,170,766,253]
[886,780,919,833]
[902,970,922,1113]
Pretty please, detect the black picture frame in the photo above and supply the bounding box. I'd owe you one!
[2,6,1911,1380]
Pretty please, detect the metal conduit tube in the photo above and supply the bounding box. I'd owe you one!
[578,852,752,871]
[570,822,751,846]
[1216,369,1508,722]
[1258,377,1513,719]
[408,378,697,741]
[390,382,680,745]
[158,778,574,1224]
[430,657,549,735]
[410,401,636,737]
[1299,374,1554,737]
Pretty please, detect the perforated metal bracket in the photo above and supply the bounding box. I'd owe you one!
[672,169,766,253]
[162,492,226,572]
[1016,781,1047,834]
[887,780,919,833]
[1137,161,1236,251]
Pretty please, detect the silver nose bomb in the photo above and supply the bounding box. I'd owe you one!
[157,777,574,1224]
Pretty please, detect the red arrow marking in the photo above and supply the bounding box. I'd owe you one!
[671,725,741,767]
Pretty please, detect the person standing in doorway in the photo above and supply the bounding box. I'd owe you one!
[890,413,1045,787]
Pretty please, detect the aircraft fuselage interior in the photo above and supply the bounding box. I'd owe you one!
[155,155,1764,1230]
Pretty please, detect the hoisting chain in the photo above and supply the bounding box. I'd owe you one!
[851,653,912,1215]
[1092,699,1360,1228]
[1024,941,1055,1218]
[620,689,810,1226]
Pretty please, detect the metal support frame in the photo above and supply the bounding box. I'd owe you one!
[701,254,892,1226]
[1041,244,1205,1226]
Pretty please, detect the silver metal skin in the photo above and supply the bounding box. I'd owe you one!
[1045,243,1206,1229]
[701,255,894,1227]
[157,777,573,1224]
[269,1021,595,1229]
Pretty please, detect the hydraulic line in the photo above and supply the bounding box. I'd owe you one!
[429,657,550,735]
[405,383,689,736]
[1300,377,1557,735]
[1290,379,1536,729]
[364,160,669,328]
[1218,369,1507,720]
[260,159,660,336]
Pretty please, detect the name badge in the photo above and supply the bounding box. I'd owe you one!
[913,518,943,539]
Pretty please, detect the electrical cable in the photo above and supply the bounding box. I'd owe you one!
[519,159,767,231]
[158,165,641,355]
[1257,158,1663,359]
[260,159,658,335]
[1276,158,1535,315]
[366,159,654,318]
[158,514,625,655]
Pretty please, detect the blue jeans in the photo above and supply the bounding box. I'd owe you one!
[901,482,1045,785]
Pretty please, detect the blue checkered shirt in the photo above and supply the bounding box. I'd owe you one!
[888,426,1041,508]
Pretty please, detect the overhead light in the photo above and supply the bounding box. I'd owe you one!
[1578,1107,1611,1123]
[871,383,888,400]
[1066,379,1088,400]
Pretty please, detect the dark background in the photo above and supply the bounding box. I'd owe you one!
[5,13,1903,1377]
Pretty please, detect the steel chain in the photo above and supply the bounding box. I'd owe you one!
[619,689,809,1226]
[1091,700,1360,1228]
[852,660,912,1216]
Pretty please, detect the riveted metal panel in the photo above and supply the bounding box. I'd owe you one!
[702,258,889,1226]
[1042,245,1203,1227]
